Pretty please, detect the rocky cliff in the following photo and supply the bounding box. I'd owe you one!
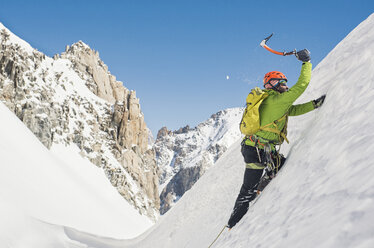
[154,108,243,214]
[0,24,159,220]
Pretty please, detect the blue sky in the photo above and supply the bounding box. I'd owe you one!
[1,1,373,136]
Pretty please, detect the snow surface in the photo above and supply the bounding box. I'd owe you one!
[0,102,152,245]
[2,12,374,248]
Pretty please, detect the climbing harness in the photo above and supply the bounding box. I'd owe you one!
[246,135,282,177]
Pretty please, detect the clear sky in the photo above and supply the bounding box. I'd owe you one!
[1,0,373,136]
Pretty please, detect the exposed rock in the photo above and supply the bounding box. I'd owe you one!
[159,166,203,214]
[174,125,191,134]
[157,126,172,140]
[61,41,128,104]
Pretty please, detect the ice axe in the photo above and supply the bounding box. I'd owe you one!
[260,33,296,56]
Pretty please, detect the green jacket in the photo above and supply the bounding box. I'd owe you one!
[245,62,315,147]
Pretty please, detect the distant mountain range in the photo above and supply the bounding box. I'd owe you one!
[154,107,243,214]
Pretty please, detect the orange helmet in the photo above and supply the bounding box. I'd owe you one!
[263,71,287,89]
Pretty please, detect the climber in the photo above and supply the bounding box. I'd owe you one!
[227,49,326,229]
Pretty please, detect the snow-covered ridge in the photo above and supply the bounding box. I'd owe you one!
[0,22,34,53]
[154,107,243,213]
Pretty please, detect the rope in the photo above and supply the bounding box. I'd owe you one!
[208,225,227,248]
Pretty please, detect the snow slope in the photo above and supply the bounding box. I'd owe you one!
[0,102,152,244]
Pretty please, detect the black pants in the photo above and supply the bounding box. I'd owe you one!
[227,143,286,228]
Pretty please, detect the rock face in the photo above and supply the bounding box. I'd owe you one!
[154,108,243,214]
[0,24,159,220]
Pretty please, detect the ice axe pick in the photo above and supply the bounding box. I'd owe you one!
[260,33,296,56]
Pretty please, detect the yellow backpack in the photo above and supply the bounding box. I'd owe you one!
[239,87,268,135]
[239,87,289,143]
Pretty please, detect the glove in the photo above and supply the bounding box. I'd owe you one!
[295,49,311,62]
[313,94,326,109]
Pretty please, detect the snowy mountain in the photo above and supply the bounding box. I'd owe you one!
[154,107,243,213]
[0,23,159,220]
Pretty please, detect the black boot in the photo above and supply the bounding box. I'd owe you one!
[227,188,256,229]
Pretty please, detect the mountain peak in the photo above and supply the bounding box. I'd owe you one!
[67,40,92,51]
[63,40,98,57]
[0,21,160,223]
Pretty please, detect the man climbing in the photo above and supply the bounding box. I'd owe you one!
[227,49,326,229]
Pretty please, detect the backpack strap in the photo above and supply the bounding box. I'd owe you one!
[259,114,289,143]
